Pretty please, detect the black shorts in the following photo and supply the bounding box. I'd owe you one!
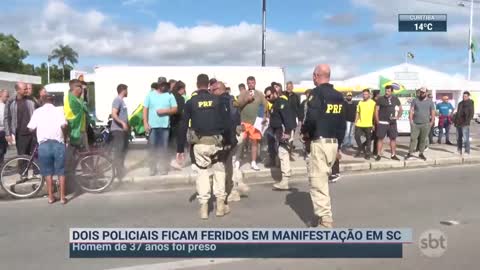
[376,123,398,140]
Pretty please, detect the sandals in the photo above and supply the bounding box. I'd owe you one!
[48,198,68,205]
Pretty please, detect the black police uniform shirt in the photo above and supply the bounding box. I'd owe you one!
[269,95,297,134]
[177,89,231,153]
[376,95,401,124]
[301,83,346,146]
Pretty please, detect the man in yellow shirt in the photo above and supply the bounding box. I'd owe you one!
[354,89,376,160]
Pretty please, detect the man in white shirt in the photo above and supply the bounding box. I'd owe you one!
[27,94,68,204]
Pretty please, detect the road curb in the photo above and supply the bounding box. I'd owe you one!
[127,155,480,186]
[435,157,463,166]
[2,155,479,198]
[370,160,405,170]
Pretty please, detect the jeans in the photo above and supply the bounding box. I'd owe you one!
[15,133,37,174]
[438,120,451,143]
[409,123,430,154]
[355,127,372,155]
[457,126,470,154]
[343,121,354,147]
[111,130,129,177]
[148,128,170,173]
[38,140,66,176]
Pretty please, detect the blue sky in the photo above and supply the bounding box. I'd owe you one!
[0,0,478,81]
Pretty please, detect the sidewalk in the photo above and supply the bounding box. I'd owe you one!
[121,140,480,189]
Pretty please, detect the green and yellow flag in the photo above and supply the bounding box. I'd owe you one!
[64,92,89,145]
[379,76,406,95]
[128,104,145,135]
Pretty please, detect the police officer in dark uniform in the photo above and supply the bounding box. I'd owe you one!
[177,74,232,220]
[301,64,346,228]
[210,81,250,203]
[263,86,296,190]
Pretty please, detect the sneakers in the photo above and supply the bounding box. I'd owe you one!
[375,155,381,161]
[391,155,400,161]
[446,141,454,145]
[404,153,414,160]
[250,161,260,171]
[419,153,427,161]
[273,179,290,190]
[329,174,341,183]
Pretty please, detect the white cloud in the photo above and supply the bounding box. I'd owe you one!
[323,13,356,26]
[0,0,363,82]
[121,0,154,6]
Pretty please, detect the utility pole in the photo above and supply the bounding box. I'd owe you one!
[468,0,474,80]
[47,57,51,84]
[261,0,266,66]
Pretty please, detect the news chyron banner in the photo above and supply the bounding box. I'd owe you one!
[70,228,412,258]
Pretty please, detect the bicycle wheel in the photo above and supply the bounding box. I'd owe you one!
[74,153,114,193]
[0,155,44,199]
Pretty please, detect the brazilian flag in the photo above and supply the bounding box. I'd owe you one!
[379,76,406,95]
[129,104,145,135]
[64,92,90,145]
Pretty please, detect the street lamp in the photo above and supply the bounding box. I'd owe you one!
[261,0,266,67]
[458,0,474,80]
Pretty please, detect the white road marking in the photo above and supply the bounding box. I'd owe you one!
[104,258,249,270]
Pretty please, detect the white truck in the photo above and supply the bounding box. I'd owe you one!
[46,66,286,124]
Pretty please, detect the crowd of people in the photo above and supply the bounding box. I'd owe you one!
[0,64,476,228]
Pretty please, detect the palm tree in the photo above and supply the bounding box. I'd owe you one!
[49,44,79,81]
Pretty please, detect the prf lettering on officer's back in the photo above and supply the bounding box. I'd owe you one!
[326,104,343,114]
[198,101,213,108]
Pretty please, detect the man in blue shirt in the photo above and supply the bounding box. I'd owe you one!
[436,96,454,145]
[143,77,178,175]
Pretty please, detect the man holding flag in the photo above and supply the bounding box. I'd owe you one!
[64,79,90,150]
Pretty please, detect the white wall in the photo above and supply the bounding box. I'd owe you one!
[93,66,285,122]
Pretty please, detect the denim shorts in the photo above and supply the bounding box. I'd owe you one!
[38,140,66,176]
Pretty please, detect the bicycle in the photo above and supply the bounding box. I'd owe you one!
[0,141,115,199]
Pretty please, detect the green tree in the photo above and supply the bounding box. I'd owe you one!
[34,63,72,85]
[49,44,79,81]
[0,33,29,73]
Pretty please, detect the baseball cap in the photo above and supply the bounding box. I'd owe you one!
[347,92,353,96]
[157,76,169,87]
[419,87,427,93]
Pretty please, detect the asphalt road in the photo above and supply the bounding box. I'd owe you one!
[0,165,479,270]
